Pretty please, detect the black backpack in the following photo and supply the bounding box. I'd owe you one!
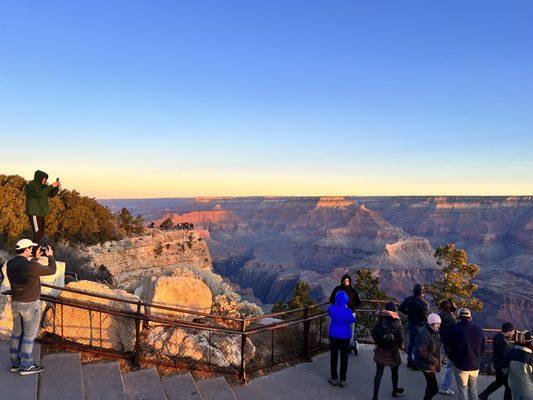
[372,318,396,349]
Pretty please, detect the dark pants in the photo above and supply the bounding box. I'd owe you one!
[407,323,423,362]
[28,215,45,256]
[373,363,399,400]
[480,369,511,400]
[423,371,439,400]
[330,337,350,381]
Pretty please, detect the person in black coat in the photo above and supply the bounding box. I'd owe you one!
[479,322,515,400]
[399,283,429,369]
[447,308,485,400]
[415,313,442,400]
[438,298,458,395]
[330,273,361,353]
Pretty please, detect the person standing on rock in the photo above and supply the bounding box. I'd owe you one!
[438,298,458,395]
[371,301,405,400]
[328,290,356,388]
[447,308,485,400]
[330,273,361,354]
[25,170,60,256]
[415,313,442,400]
[6,239,56,375]
[479,322,515,400]
[399,283,429,369]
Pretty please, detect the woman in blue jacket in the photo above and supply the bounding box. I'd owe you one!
[328,290,356,387]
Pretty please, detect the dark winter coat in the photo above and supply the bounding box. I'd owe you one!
[492,333,513,371]
[438,310,458,353]
[25,170,59,217]
[329,274,361,313]
[502,345,533,399]
[328,291,356,340]
[414,324,442,373]
[399,294,429,327]
[373,310,404,367]
[447,319,485,371]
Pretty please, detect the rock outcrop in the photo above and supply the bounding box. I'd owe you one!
[136,276,212,321]
[144,325,255,368]
[86,230,211,288]
[43,280,140,351]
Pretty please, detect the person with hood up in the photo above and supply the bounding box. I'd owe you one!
[399,283,429,369]
[502,330,532,400]
[447,308,485,400]
[479,322,515,400]
[438,298,458,395]
[328,290,356,387]
[25,170,60,256]
[371,301,405,400]
[330,273,362,354]
[414,313,442,400]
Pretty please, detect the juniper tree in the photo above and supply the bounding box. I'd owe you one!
[428,244,483,311]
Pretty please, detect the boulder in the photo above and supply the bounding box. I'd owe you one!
[137,276,212,321]
[43,280,140,351]
[144,325,255,368]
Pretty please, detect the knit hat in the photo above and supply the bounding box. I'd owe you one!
[458,308,472,319]
[428,313,442,325]
[501,322,515,333]
[385,301,397,312]
[516,330,532,345]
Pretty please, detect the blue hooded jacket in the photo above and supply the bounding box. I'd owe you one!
[328,291,356,340]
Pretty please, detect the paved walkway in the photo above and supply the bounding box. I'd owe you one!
[234,344,502,400]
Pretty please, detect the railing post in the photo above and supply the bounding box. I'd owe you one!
[239,318,248,384]
[302,305,311,361]
[134,300,142,368]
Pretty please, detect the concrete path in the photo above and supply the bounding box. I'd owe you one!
[0,340,40,400]
[234,344,503,400]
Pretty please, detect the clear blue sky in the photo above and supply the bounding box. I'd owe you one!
[1,1,532,197]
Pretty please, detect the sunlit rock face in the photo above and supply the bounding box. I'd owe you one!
[86,230,211,287]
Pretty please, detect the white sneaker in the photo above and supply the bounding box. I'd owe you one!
[439,388,454,395]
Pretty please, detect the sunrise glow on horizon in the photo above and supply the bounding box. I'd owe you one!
[1,1,532,198]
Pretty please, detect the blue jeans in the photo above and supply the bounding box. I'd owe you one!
[10,300,41,369]
[440,358,455,390]
[407,323,423,362]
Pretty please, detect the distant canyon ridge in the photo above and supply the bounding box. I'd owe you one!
[100,196,533,330]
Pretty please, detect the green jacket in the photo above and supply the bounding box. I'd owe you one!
[25,170,59,216]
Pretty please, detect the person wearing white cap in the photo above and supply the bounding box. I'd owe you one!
[414,313,442,400]
[447,308,485,400]
[6,239,56,375]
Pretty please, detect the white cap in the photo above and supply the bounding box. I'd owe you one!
[15,239,38,250]
[428,313,442,325]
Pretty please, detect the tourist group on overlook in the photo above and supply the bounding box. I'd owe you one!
[328,275,532,400]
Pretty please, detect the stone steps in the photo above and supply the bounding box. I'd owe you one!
[0,340,40,400]
[195,376,237,400]
[123,367,167,400]
[39,352,84,400]
[83,361,128,400]
[161,372,203,400]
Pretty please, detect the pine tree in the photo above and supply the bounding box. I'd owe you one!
[428,244,483,310]
[159,217,174,230]
[287,280,315,309]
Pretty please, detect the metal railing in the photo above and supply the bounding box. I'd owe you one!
[3,283,499,382]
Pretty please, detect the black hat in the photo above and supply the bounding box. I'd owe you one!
[385,301,397,312]
[501,322,515,333]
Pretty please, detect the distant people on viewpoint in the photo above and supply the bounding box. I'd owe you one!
[502,330,532,400]
[479,322,515,400]
[7,239,57,375]
[371,301,405,400]
[447,308,485,400]
[414,313,442,400]
[328,290,356,388]
[399,283,429,369]
[438,298,458,395]
[330,273,361,354]
[25,170,60,256]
